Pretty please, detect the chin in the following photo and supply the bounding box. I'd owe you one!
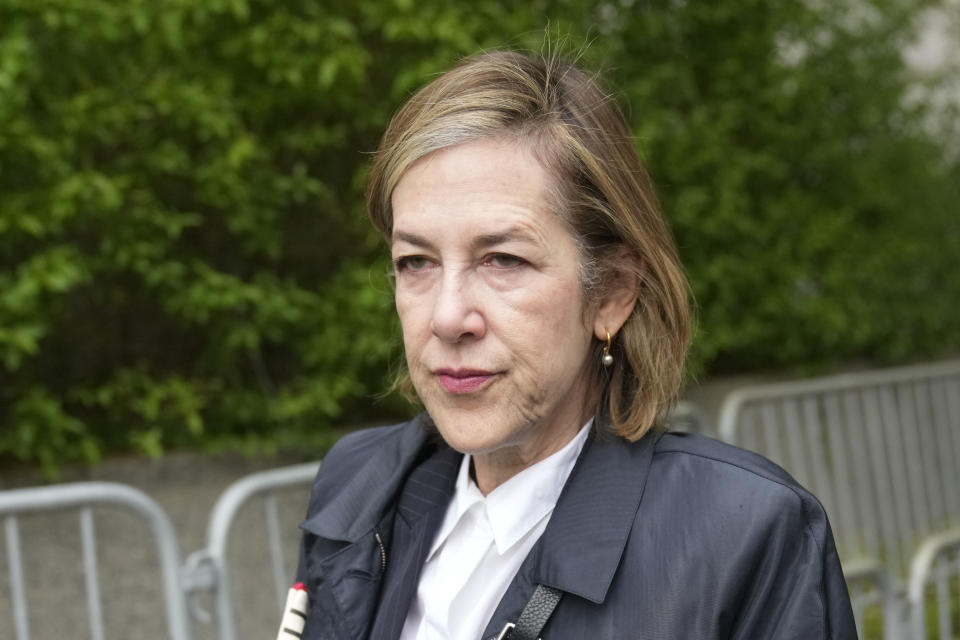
[424,403,516,455]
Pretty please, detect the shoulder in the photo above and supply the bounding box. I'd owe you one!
[321,422,408,469]
[615,432,856,638]
[647,431,831,545]
[304,418,425,513]
[653,431,801,488]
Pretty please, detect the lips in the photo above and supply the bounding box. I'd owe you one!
[434,368,498,394]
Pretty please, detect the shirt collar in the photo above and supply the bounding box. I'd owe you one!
[429,419,593,558]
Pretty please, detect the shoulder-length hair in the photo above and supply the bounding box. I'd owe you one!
[367,50,691,441]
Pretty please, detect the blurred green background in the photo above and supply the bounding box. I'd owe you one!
[1,0,958,474]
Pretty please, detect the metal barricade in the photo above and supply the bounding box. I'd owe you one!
[0,482,192,640]
[844,559,905,640]
[183,462,319,640]
[908,526,960,640]
[717,358,960,638]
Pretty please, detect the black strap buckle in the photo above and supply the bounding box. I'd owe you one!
[492,584,562,640]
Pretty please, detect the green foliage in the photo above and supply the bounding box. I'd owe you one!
[599,0,960,374]
[1,0,957,471]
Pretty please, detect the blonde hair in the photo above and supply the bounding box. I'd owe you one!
[367,50,691,440]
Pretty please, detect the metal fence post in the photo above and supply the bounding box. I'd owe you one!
[0,482,192,640]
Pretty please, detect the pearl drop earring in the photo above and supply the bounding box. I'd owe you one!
[602,328,614,367]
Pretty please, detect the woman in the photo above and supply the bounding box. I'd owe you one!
[292,50,856,640]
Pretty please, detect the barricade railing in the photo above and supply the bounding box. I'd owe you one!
[182,461,320,640]
[0,482,192,640]
[844,559,906,640]
[908,526,960,640]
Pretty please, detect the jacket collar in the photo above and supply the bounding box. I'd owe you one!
[528,424,660,604]
[300,413,660,605]
[300,414,435,542]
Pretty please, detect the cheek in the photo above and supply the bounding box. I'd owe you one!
[497,299,591,371]
[502,279,585,335]
[395,294,429,350]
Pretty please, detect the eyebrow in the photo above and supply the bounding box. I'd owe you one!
[392,227,539,251]
[472,229,538,249]
[392,231,436,251]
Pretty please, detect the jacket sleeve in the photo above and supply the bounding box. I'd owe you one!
[295,531,309,584]
[728,493,859,640]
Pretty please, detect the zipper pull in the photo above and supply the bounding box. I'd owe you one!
[374,531,387,573]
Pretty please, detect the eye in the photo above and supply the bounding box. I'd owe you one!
[394,255,432,272]
[484,253,525,269]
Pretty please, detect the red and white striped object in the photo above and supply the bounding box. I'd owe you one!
[275,582,309,640]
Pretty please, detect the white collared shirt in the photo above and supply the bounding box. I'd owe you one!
[399,420,592,640]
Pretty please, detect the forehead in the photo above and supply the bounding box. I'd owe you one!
[390,138,562,242]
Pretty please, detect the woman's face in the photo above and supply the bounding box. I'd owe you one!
[391,137,598,462]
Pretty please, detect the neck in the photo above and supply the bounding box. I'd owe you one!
[470,418,586,495]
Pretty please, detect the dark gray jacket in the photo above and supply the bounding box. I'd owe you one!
[296,414,857,639]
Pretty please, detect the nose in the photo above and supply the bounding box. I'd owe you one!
[430,270,485,343]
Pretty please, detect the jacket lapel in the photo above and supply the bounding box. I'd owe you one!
[367,444,460,640]
[299,416,436,640]
[481,425,661,639]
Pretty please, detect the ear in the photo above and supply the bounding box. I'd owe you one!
[592,258,640,341]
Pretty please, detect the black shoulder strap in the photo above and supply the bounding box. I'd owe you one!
[496,584,563,640]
